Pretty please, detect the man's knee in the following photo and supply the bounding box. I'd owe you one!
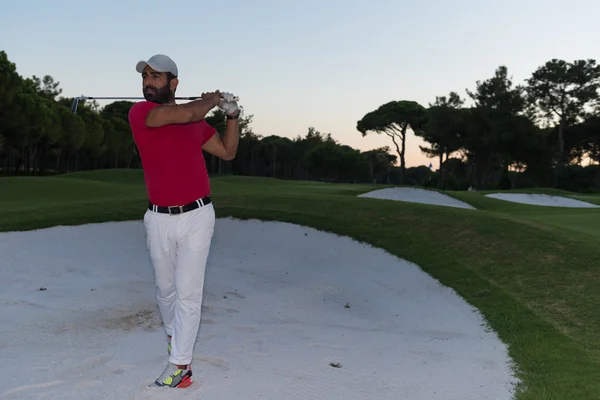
[177,274,205,301]
[155,268,176,299]
[176,286,204,316]
[176,265,206,308]
[157,283,175,298]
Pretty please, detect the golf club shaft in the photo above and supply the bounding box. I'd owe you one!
[77,95,239,101]
[70,94,239,114]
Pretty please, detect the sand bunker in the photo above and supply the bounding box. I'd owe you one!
[485,193,600,208]
[359,187,476,210]
[0,218,517,399]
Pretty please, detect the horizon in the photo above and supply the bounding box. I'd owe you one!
[2,0,599,168]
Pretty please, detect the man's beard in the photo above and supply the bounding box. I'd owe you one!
[143,85,173,104]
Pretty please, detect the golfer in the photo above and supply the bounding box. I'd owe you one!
[128,54,239,388]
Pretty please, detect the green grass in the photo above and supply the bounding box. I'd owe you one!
[2,169,600,399]
[446,189,600,240]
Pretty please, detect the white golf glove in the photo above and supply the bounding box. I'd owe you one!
[219,92,239,116]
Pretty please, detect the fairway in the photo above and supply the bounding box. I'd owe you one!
[1,170,600,399]
[3,3,600,398]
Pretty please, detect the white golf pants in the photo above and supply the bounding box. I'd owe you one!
[143,202,215,365]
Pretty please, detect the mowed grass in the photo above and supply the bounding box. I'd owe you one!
[448,189,600,239]
[2,169,600,399]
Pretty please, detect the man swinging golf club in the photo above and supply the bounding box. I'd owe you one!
[128,54,240,388]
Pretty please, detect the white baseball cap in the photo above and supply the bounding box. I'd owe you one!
[135,54,178,77]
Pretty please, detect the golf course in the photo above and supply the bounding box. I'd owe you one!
[3,2,600,396]
[2,169,600,399]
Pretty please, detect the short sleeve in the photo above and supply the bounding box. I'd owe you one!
[128,101,160,129]
[198,119,217,145]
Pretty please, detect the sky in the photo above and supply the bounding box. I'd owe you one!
[2,0,600,168]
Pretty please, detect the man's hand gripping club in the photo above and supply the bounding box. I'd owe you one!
[201,90,239,116]
[218,92,239,116]
[199,90,241,161]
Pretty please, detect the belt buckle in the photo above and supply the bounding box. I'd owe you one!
[168,205,183,215]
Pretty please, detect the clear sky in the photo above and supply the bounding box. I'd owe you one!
[2,0,599,167]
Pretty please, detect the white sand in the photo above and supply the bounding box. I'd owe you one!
[485,193,600,208]
[0,218,517,399]
[359,187,476,210]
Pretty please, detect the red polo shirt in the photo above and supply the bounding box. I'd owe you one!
[128,101,216,206]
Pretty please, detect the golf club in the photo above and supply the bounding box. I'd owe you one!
[70,94,240,114]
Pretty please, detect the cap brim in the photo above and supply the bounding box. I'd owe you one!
[136,60,150,73]
[135,61,148,74]
[136,60,167,73]
[135,59,177,76]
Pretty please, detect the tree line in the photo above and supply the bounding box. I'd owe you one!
[1,50,599,192]
[358,61,600,192]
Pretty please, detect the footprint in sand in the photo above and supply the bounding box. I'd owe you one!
[233,325,259,332]
[100,308,163,332]
[228,339,274,357]
[1,380,63,397]
[196,356,230,370]
[224,291,245,299]
[306,343,348,350]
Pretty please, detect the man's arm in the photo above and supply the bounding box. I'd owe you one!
[202,112,240,161]
[145,92,221,128]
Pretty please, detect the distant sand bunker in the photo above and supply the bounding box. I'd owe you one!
[358,187,476,210]
[485,193,600,208]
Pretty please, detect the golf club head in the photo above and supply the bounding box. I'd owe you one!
[71,97,80,114]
